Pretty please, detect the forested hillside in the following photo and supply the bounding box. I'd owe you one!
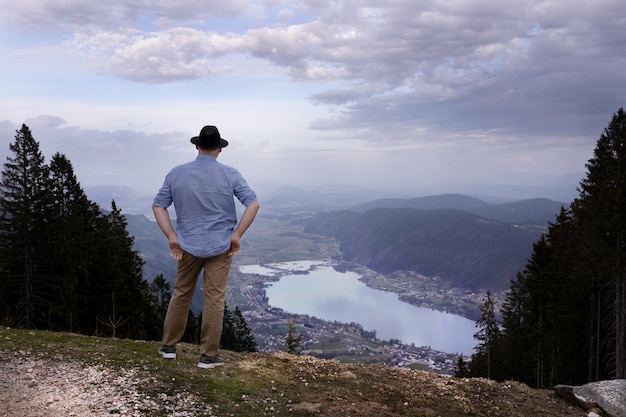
[126,213,176,283]
[0,125,160,339]
[349,193,488,212]
[470,108,626,388]
[349,194,566,225]
[0,125,256,353]
[302,208,540,290]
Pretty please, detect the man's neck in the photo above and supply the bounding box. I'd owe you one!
[198,148,221,157]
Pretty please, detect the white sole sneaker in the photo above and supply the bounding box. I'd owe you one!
[159,348,176,359]
[197,361,223,369]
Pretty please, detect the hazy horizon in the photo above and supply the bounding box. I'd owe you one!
[83,171,583,219]
[2,0,622,201]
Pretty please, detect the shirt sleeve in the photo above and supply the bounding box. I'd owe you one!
[232,169,258,207]
[153,171,174,208]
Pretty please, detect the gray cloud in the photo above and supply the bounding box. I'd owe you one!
[1,0,254,30]
[1,0,623,198]
[0,116,194,194]
[50,0,623,145]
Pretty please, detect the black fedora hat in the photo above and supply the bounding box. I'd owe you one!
[190,125,229,149]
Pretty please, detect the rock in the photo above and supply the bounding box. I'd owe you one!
[555,379,626,417]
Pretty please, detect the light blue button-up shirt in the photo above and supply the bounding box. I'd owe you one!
[153,154,258,258]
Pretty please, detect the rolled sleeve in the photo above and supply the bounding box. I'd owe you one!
[153,174,174,208]
[231,169,257,207]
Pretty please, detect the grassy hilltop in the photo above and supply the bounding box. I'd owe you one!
[0,328,583,417]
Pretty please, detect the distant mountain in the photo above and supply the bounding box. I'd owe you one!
[349,193,488,213]
[115,187,562,293]
[476,171,583,202]
[125,213,176,282]
[85,185,154,216]
[301,208,541,291]
[348,194,566,225]
[468,198,567,225]
[261,185,374,214]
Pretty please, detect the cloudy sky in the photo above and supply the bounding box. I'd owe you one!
[1,0,624,200]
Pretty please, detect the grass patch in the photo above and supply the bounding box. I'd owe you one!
[0,327,581,417]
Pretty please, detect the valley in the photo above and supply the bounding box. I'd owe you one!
[223,217,500,373]
[121,190,553,374]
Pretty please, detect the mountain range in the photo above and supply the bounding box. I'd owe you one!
[88,186,568,292]
[301,193,568,290]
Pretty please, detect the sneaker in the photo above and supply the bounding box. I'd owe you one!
[159,345,176,359]
[197,354,224,369]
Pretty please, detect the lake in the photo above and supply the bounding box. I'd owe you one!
[240,261,477,354]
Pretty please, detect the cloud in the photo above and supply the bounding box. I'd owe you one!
[0,0,253,30]
[0,0,622,200]
[41,0,622,143]
[0,116,194,193]
[68,28,241,83]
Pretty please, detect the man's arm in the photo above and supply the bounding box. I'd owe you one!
[152,205,183,261]
[228,200,260,256]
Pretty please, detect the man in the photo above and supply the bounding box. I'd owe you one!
[153,125,259,369]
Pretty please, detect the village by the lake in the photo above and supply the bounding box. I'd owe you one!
[226,259,495,375]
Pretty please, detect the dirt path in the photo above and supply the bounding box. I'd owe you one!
[0,351,215,417]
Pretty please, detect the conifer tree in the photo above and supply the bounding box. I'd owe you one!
[495,108,626,386]
[573,107,626,379]
[150,274,171,325]
[233,306,257,352]
[219,303,237,349]
[217,304,256,352]
[182,309,200,344]
[89,200,153,338]
[453,356,471,378]
[40,152,101,331]
[498,273,529,382]
[0,124,49,328]
[471,291,501,380]
[1,125,161,340]
[521,236,555,388]
[285,318,303,355]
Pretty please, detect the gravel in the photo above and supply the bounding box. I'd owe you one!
[0,350,218,417]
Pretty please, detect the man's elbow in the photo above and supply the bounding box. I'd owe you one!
[245,200,260,215]
[152,204,168,215]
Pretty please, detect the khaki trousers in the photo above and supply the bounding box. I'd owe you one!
[161,250,232,357]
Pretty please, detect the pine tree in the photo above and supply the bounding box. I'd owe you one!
[94,201,153,338]
[285,318,303,355]
[217,304,256,352]
[495,108,626,386]
[220,303,237,349]
[453,355,471,378]
[0,125,49,328]
[1,126,161,340]
[522,236,555,388]
[471,291,501,380]
[573,107,626,379]
[182,309,200,344]
[498,273,529,382]
[39,152,102,331]
[233,306,257,352]
[150,274,171,326]
[543,208,588,385]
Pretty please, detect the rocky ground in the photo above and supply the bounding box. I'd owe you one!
[0,353,215,416]
[0,328,588,417]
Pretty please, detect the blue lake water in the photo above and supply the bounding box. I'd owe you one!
[240,261,477,354]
